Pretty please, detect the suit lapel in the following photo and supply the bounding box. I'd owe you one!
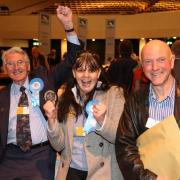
[0,84,11,148]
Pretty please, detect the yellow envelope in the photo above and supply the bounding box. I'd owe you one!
[137,115,180,180]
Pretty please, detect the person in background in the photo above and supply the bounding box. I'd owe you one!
[48,49,60,71]
[102,57,114,72]
[107,39,138,97]
[171,39,180,82]
[0,5,83,180]
[43,51,125,180]
[132,65,149,93]
[115,40,179,180]
[0,49,4,72]
[131,51,149,93]
[30,46,50,71]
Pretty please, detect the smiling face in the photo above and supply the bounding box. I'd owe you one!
[141,40,175,88]
[4,51,30,85]
[72,52,101,96]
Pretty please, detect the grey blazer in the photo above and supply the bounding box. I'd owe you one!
[48,86,125,180]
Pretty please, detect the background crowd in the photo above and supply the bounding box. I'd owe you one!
[0,4,180,180]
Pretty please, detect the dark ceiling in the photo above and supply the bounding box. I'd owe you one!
[0,0,180,15]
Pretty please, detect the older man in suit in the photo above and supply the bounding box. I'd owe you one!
[0,5,83,180]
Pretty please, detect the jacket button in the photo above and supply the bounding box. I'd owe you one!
[100,162,104,167]
[99,142,103,147]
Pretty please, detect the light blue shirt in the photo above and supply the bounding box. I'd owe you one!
[8,78,48,145]
[70,84,101,171]
[67,35,80,45]
[70,113,88,171]
[70,86,88,171]
[149,80,175,121]
[7,34,80,145]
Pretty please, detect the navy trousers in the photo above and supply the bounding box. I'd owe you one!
[0,143,56,180]
[66,167,88,180]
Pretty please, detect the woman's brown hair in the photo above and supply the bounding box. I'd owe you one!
[57,51,110,122]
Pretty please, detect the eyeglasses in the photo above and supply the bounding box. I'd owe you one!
[5,60,28,68]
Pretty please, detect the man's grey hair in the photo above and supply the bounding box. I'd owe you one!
[2,47,30,66]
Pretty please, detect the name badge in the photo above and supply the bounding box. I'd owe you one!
[145,117,159,128]
[17,107,29,115]
[75,127,85,137]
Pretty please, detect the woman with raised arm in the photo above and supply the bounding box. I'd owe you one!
[44,51,125,180]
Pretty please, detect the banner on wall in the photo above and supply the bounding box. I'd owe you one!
[78,17,88,48]
[105,19,115,63]
[38,12,51,56]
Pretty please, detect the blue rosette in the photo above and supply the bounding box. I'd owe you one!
[29,78,44,106]
[83,99,100,134]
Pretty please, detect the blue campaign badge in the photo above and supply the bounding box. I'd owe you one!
[83,99,100,134]
[29,78,44,92]
[29,78,44,106]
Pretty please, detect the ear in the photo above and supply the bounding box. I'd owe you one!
[28,63,31,72]
[3,65,7,73]
[170,54,175,69]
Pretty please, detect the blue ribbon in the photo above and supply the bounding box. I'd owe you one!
[83,99,100,134]
[29,78,44,106]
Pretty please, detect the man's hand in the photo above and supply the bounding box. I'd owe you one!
[56,5,73,30]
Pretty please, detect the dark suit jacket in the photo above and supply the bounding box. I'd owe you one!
[107,57,138,94]
[0,41,83,161]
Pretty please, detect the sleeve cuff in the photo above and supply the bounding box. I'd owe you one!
[47,120,58,134]
[67,35,80,45]
[96,115,107,131]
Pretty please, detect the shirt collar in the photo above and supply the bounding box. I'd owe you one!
[12,77,29,95]
[71,81,102,104]
[149,80,175,102]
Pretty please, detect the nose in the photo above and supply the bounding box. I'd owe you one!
[152,61,158,70]
[83,70,90,77]
[13,63,19,69]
